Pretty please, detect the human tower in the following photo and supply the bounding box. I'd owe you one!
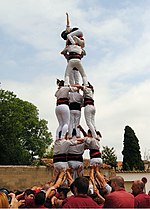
[53,13,102,181]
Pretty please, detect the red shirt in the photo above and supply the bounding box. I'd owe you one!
[103,189,134,208]
[134,192,150,208]
[62,194,101,208]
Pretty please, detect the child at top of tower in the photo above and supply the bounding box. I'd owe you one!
[60,13,88,87]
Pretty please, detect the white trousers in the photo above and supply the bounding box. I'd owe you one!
[90,157,103,166]
[68,110,81,137]
[55,104,70,139]
[84,105,97,138]
[69,69,80,84]
[68,161,83,180]
[53,162,69,179]
[64,58,88,86]
[54,162,69,171]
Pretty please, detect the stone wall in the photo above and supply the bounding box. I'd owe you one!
[0,166,53,191]
[0,165,114,191]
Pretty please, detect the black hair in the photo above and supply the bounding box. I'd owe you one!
[88,129,92,135]
[61,27,79,40]
[34,191,46,206]
[96,131,102,138]
[88,82,94,93]
[57,187,70,198]
[73,177,89,194]
[56,79,64,87]
[61,30,68,40]
[24,189,35,196]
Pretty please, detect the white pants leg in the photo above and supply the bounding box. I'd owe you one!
[54,162,68,173]
[74,110,81,137]
[84,105,97,138]
[68,110,81,137]
[69,69,80,84]
[68,110,75,137]
[68,161,83,180]
[90,158,103,166]
[64,59,88,86]
[55,104,70,139]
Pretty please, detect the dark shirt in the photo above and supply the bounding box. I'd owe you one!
[103,188,134,208]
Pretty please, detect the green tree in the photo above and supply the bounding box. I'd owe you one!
[43,144,54,158]
[101,146,117,169]
[122,125,144,171]
[0,89,53,165]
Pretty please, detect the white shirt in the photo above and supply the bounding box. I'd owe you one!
[67,44,82,55]
[55,86,78,99]
[83,87,94,100]
[54,138,78,155]
[69,91,83,104]
[84,137,100,150]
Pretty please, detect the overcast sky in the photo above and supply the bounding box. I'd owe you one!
[1,0,150,161]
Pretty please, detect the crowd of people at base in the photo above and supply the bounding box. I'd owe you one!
[0,166,150,208]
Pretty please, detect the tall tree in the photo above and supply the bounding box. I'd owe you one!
[0,89,53,165]
[122,125,144,171]
[101,146,117,169]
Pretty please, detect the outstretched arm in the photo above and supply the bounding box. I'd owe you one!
[46,170,65,199]
[77,125,87,137]
[66,12,71,33]
[66,12,70,27]
[66,168,73,186]
[95,166,106,188]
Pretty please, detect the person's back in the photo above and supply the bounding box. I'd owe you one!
[104,189,134,208]
[132,180,150,208]
[62,177,101,208]
[63,194,101,208]
[135,192,150,208]
[103,176,134,208]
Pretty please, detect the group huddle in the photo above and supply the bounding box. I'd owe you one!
[53,13,102,181]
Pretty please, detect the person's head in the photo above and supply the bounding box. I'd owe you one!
[0,192,9,208]
[141,177,147,184]
[56,79,64,87]
[96,131,102,139]
[24,189,35,200]
[57,187,70,200]
[61,27,79,40]
[148,190,150,196]
[61,30,69,40]
[73,177,89,195]
[0,188,11,205]
[34,191,46,206]
[87,129,92,137]
[131,180,145,196]
[87,82,94,92]
[110,176,125,192]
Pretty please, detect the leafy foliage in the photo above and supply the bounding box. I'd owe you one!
[101,146,117,168]
[122,125,144,171]
[43,144,54,158]
[0,89,53,165]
